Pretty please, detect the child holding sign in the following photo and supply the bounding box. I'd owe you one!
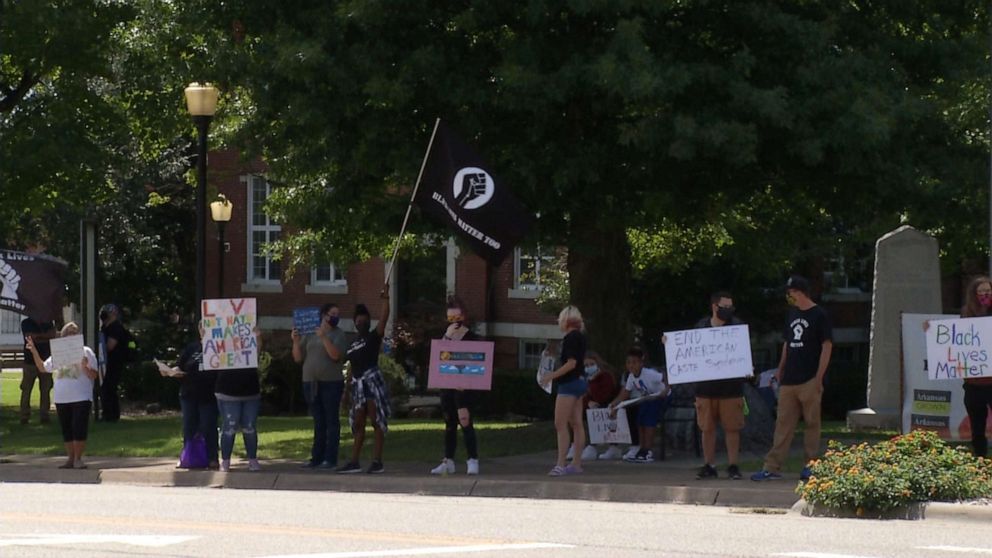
[608,347,668,464]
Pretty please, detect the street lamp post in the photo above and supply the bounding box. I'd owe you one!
[184,82,219,312]
[210,194,233,298]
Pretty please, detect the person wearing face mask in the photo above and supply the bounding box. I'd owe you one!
[165,323,219,469]
[692,291,747,480]
[337,287,391,474]
[430,296,482,476]
[752,275,832,482]
[960,276,992,457]
[571,351,617,462]
[293,303,348,469]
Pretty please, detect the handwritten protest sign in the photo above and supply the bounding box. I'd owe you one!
[293,307,321,336]
[587,408,632,445]
[663,324,753,385]
[925,316,992,380]
[49,334,84,370]
[201,298,258,370]
[427,339,495,390]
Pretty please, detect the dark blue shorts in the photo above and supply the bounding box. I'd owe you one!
[556,378,587,398]
[637,399,663,427]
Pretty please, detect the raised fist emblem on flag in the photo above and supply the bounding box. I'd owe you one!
[0,257,20,300]
[452,166,494,210]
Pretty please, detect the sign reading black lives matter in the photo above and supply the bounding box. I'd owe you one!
[415,122,533,266]
[0,250,67,321]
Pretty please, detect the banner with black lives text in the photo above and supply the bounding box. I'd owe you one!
[0,250,67,321]
[201,298,258,370]
[415,122,533,266]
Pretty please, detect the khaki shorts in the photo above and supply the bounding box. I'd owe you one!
[695,396,745,432]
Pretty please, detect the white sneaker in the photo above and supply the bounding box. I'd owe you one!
[248,459,261,472]
[599,446,622,460]
[220,459,231,472]
[623,446,640,460]
[580,445,598,461]
[466,458,479,475]
[565,443,575,460]
[430,458,455,475]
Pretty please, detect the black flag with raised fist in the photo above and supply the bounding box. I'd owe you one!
[415,122,533,266]
[0,250,67,321]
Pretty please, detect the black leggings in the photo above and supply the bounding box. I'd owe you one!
[56,401,92,442]
[964,383,992,457]
[441,390,478,460]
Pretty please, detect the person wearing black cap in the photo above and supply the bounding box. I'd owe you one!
[752,275,832,481]
[337,285,391,474]
[98,303,129,422]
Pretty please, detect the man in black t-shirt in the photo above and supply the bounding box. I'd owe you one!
[752,275,833,482]
[20,316,57,424]
[99,304,128,422]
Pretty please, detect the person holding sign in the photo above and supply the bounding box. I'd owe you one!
[165,324,219,469]
[539,305,588,476]
[959,276,992,457]
[292,303,348,469]
[608,347,668,463]
[693,291,747,480]
[337,288,391,474]
[25,322,98,469]
[214,326,264,473]
[430,296,482,476]
[752,275,832,482]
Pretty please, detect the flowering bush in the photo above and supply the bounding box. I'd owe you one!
[798,430,992,512]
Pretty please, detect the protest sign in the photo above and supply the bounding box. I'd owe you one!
[49,334,84,370]
[663,324,753,385]
[201,298,258,370]
[925,315,992,380]
[902,313,984,441]
[427,339,495,390]
[587,408,632,445]
[293,307,321,336]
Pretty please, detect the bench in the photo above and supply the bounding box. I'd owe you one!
[1,349,23,371]
[657,384,701,461]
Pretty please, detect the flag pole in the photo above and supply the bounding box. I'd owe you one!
[384,117,441,287]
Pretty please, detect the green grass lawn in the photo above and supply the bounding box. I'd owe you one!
[1,371,554,462]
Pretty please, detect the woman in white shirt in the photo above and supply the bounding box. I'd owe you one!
[26,322,98,469]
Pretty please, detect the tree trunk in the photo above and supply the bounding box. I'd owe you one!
[567,219,633,369]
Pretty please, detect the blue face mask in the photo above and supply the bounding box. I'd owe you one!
[584,364,599,376]
[327,315,340,327]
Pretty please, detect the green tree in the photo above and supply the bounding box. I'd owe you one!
[124,2,992,365]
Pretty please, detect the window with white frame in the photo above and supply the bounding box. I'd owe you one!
[519,339,547,370]
[311,263,347,287]
[514,246,556,290]
[246,175,281,283]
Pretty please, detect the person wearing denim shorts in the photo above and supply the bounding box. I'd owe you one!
[540,305,588,476]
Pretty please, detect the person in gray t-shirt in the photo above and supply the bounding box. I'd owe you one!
[292,303,348,468]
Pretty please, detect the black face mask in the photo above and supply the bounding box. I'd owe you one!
[716,307,734,322]
[99,311,108,321]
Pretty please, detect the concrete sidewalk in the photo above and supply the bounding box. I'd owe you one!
[0,450,802,509]
[3,451,990,522]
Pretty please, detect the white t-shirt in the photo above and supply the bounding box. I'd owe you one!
[43,346,98,404]
[625,367,666,398]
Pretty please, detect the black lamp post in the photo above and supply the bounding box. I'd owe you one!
[184,82,219,312]
[210,194,233,298]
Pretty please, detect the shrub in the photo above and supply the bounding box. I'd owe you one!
[119,360,181,409]
[799,430,992,512]
[475,369,553,420]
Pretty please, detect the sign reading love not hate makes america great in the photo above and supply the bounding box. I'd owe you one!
[201,298,258,370]
[925,316,992,380]
[663,324,753,385]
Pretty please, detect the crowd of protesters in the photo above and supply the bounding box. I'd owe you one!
[18,272,992,481]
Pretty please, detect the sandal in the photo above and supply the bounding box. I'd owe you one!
[564,464,583,475]
[548,465,567,477]
[58,462,74,469]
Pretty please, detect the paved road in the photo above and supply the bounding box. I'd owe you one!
[0,483,989,558]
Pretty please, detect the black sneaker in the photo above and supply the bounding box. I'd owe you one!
[336,461,362,474]
[366,461,384,474]
[696,464,718,479]
[300,460,318,469]
[727,464,742,480]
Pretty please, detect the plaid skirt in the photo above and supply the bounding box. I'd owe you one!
[349,367,391,433]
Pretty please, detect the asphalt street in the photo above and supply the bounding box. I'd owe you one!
[0,483,989,558]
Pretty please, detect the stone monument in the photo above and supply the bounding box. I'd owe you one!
[848,225,942,430]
